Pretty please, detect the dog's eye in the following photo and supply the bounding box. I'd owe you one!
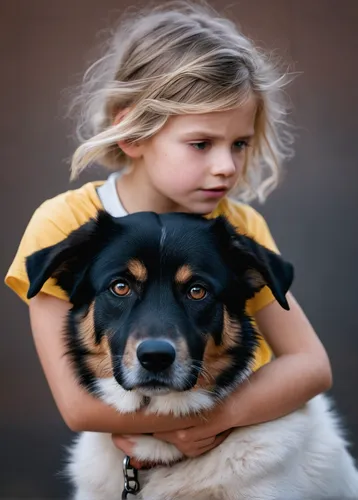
[188,285,207,301]
[110,280,131,297]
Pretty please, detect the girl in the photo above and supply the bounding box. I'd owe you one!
[5,1,331,470]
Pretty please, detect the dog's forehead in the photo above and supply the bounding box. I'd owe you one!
[100,212,221,271]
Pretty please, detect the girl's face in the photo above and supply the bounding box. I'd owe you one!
[127,98,257,214]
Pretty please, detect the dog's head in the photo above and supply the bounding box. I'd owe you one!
[26,211,293,398]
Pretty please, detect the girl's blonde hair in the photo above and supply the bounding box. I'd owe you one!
[70,1,294,203]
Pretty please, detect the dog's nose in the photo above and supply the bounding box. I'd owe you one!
[137,340,176,372]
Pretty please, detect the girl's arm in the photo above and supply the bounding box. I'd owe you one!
[29,293,204,434]
[151,292,332,448]
[223,291,332,427]
[232,291,333,426]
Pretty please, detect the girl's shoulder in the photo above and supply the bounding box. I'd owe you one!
[36,180,104,230]
[5,181,104,303]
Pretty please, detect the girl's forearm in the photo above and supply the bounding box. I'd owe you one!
[65,389,202,434]
[230,353,332,428]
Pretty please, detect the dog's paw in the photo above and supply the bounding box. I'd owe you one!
[132,435,184,464]
[146,389,214,417]
[95,378,143,413]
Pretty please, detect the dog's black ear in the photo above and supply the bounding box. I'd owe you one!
[26,210,115,302]
[212,216,294,310]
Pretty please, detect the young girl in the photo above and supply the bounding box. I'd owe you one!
[5,1,331,470]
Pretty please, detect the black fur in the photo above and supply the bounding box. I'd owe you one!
[26,211,294,398]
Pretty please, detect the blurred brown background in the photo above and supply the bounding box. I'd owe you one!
[1,0,357,498]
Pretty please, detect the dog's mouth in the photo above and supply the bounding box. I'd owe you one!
[117,363,200,394]
[119,369,198,394]
[136,381,173,396]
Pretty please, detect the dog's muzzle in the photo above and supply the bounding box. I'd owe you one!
[118,336,195,393]
[137,339,176,372]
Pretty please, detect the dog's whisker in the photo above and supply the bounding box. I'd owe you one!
[111,355,124,372]
[190,361,212,385]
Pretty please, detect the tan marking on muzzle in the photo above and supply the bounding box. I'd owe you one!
[123,336,139,370]
[175,265,193,284]
[195,307,241,389]
[128,259,148,282]
[176,338,189,363]
[78,303,113,378]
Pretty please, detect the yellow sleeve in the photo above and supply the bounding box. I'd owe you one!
[244,206,280,316]
[4,202,71,304]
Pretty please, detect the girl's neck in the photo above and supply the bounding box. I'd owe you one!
[116,167,184,215]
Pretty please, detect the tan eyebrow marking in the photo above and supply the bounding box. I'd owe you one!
[127,259,148,282]
[175,265,193,284]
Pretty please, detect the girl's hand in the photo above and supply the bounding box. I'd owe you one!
[153,397,236,455]
[111,434,158,469]
[153,428,232,458]
[111,397,235,466]
[112,429,231,467]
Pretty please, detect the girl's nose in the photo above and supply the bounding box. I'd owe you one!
[211,153,237,178]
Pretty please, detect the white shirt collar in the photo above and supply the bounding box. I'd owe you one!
[96,172,128,218]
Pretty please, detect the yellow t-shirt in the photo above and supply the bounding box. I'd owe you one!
[5,180,279,371]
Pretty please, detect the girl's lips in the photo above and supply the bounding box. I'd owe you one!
[200,188,228,198]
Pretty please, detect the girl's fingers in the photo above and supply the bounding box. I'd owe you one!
[112,429,231,464]
[112,435,157,470]
[111,434,136,455]
[196,436,217,448]
[184,430,231,458]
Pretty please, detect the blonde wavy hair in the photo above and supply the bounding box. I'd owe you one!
[69,1,294,203]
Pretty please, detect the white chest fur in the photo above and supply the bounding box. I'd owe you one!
[94,377,216,464]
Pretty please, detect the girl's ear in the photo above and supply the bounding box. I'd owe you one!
[113,107,144,159]
[113,108,131,126]
[117,139,143,159]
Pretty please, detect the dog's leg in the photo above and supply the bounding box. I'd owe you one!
[131,434,184,464]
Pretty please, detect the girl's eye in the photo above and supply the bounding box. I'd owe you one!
[234,140,250,151]
[187,285,207,301]
[110,280,131,297]
[191,142,209,151]
[190,140,250,152]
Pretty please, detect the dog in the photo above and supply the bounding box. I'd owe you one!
[26,210,358,500]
